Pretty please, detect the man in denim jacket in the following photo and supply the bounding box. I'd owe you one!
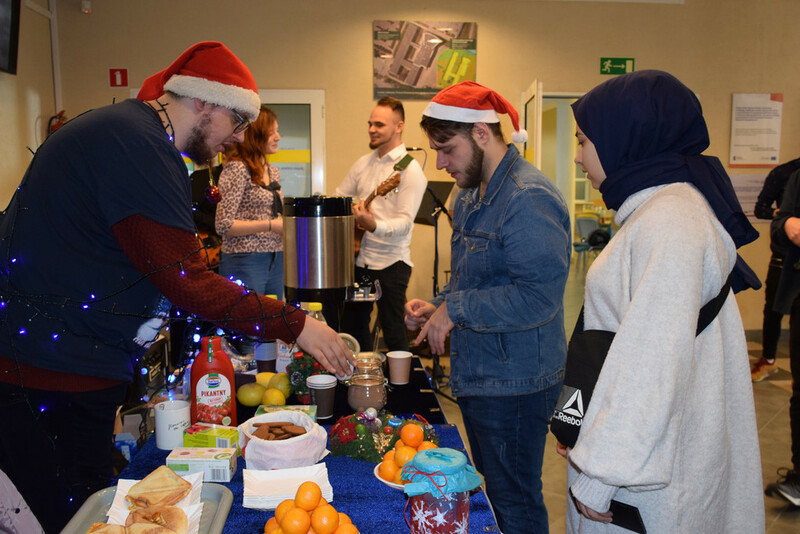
[405,82,571,533]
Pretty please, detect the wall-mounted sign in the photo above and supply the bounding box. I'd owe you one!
[373,21,477,99]
[109,68,128,88]
[600,58,634,75]
[729,93,782,168]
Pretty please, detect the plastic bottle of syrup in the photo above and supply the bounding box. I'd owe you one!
[308,301,327,325]
[190,335,237,426]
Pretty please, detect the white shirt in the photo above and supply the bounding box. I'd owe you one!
[335,144,428,270]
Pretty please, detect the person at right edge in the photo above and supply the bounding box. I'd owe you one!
[766,167,800,506]
[751,157,800,381]
[405,81,571,534]
[561,70,764,532]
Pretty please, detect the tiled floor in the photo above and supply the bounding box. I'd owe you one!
[428,257,800,533]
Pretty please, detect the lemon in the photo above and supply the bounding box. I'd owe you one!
[262,387,286,406]
[267,372,291,399]
[255,371,276,387]
[236,382,267,407]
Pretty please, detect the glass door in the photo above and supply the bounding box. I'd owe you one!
[259,89,326,197]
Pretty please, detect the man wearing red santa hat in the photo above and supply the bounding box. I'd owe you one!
[0,41,353,532]
[405,81,571,533]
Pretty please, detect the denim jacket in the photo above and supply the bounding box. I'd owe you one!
[431,145,571,397]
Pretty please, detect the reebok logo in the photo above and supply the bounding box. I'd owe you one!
[554,385,584,427]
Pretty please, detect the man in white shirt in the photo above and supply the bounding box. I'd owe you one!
[335,97,428,352]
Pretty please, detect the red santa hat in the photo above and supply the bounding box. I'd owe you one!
[137,41,261,121]
[423,81,528,143]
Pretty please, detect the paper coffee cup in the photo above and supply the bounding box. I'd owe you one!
[154,400,190,450]
[306,374,338,419]
[386,351,412,385]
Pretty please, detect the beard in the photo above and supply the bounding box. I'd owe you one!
[182,115,215,163]
[369,137,386,150]
[459,140,484,189]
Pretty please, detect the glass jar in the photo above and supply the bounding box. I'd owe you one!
[346,368,387,412]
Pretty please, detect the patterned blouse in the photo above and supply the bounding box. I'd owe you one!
[215,160,283,254]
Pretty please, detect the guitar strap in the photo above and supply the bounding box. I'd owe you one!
[394,153,414,172]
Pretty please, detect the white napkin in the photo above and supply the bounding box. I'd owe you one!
[243,463,333,510]
[106,471,204,534]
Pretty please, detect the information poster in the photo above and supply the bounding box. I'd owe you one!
[729,93,783,167]
[373,21,477,99]
[730,173,768,221]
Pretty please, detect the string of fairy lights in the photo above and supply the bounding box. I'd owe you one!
[0,167,299,398]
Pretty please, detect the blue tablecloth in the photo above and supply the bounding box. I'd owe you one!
[119,424,500,533]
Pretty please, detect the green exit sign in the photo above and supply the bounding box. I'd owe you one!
[600,58,635,75]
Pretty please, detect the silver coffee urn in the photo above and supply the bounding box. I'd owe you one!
[283,196,354,331]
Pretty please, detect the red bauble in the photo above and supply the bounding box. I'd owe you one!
[205,185,222,204]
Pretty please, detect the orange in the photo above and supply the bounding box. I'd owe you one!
[295,481,322,511]
[392,468,405,485]
[264,516,280,533]
[338,512,352,525]
[280,506,311,534]
[383,449,396,464]
[417,440,437,451]
[310,503,340,534]
[394,445,417,468]
[394,438,406,450]
[399,424,424,448]
[377,459,399,482]
[312,497,328,513]
[334,524,359,533]
[275,499,296,524]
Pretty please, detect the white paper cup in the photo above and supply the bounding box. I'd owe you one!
[306,374,338,419]
[386,351,412,385]
[154,400,190,450]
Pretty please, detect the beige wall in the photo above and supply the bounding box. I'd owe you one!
[2,0,799,329]
[0,0,54,198]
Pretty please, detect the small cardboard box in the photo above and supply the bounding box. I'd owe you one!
[166,447,237,482]
[255,404,318,421]
[183,423,239,452]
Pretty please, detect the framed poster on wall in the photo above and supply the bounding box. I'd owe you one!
[729,93,783,168]
[373,21,477,99]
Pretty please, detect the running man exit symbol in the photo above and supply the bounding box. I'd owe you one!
[109,68,128,87]
[600,58,635,75]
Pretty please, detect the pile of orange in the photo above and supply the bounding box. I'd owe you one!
[264,480,359,534]
[377,423,437,486]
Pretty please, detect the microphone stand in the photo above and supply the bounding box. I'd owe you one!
[424,186,455,403]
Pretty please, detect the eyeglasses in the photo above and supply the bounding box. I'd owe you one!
[230,109,250,134]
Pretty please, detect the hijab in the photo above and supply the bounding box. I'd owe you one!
[571,70,760,293]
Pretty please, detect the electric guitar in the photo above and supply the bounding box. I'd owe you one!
[354,173,401,258]
[353,154,414,258]
[196,230,222,269]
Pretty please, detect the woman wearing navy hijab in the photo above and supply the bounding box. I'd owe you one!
[562,70,765,533]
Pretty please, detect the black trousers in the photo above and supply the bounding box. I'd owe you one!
[341,261,412,353]
[788,292,800,471]
[0,380,128,533]
[762,254,784,359]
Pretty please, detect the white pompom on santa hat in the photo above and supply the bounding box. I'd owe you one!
[423,81,528,144]
[137,41,261,122]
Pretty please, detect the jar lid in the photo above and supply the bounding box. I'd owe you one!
[402,448,483,497]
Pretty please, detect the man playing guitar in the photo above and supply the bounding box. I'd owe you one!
[335,97,428,352]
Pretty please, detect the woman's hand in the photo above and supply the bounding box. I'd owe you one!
[295,317,356,378]
[574,498,613,524]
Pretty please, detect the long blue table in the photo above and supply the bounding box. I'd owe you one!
[119,424,499,533]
